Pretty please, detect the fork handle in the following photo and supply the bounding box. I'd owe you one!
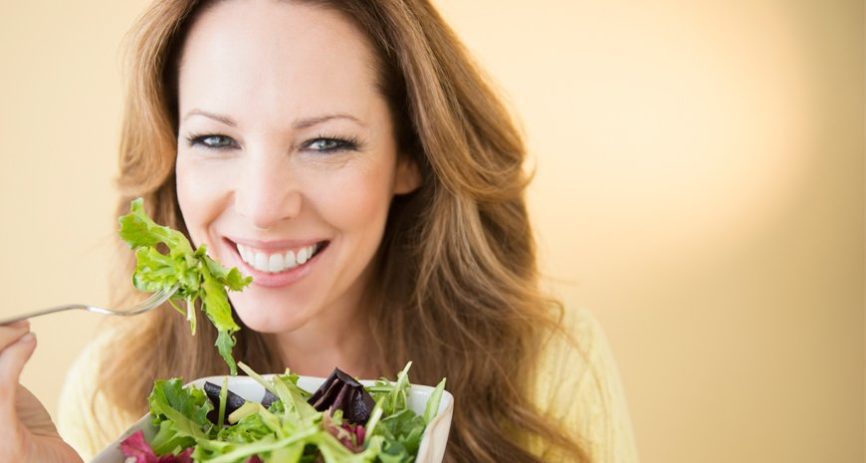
[0,305,87,326]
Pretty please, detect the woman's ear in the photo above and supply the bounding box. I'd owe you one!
[393,155,421,194]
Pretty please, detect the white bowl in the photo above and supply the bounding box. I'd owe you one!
[91,375,454,463]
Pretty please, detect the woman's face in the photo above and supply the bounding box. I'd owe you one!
[175,0,418,334]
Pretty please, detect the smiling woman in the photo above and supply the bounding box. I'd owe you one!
[0,0,637,462]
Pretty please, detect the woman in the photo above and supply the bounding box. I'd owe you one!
[0,0,637,461]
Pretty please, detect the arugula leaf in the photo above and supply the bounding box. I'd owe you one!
[365,363,439,462]
[149,420,196,457]
[217,377,229,429]
[368,362,412,416]
[148,379,213,454]
[423,379,446,424]
[119,198,250,374]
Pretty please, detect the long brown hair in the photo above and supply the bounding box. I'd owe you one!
[98,0,588,461]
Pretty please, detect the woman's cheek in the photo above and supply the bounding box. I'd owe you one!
[177,157,237,200]
[175,156,235,245]
[354,157,398,207]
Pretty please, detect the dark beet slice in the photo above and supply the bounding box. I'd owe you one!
[204,381,247,424]
[261,390,278,409]
[307,368,374,424]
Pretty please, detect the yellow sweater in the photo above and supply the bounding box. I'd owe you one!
[56,308,638,462]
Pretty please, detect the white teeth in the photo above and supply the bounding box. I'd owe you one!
[267,253,284,272]
[297,247,308,264]
[236,243,319,273]
[284,250,296,267]
[254,252,267,271]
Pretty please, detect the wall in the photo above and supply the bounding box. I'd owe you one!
[0,1,862,462]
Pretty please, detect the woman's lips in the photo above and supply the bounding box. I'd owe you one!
[226,239,329,288]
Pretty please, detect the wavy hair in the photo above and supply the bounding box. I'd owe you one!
[97,1,588,461]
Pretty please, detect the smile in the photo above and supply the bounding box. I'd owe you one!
[235,241,327,273]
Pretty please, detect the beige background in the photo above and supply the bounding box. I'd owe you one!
[0,1,862,462]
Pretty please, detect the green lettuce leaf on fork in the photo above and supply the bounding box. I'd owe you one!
[118,197,251,375]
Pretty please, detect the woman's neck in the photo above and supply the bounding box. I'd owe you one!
[267,277,379,380]
[270,317,377,379]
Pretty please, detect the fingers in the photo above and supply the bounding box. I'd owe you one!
[0,321,35,389]
[1,320,28,329]
[0,321,30,350]
[0,324,37,420]
[0,331,36,380]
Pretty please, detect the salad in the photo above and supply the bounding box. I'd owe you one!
[117,199,447,462]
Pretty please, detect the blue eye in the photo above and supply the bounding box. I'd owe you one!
[187,134,238,149]
[303,137,359,153]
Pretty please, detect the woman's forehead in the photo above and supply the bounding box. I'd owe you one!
[177,0,384,126]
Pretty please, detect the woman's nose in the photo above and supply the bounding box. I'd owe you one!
[234,152,302,230]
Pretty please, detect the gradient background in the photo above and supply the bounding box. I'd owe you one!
[0,1,862,462]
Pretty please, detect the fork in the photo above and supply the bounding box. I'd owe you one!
[0,286,178,325]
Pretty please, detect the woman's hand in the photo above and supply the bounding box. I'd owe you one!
[0,320,83,463]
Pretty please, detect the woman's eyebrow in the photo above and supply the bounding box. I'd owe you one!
[183,109,236,126]
[181,109,365,129]
[293,113,365,129]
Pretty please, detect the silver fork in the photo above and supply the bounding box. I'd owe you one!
[0,286,178,325]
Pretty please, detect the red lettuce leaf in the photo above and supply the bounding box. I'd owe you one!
[120,430,193,463]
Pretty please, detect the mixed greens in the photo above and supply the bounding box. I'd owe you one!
[120,362,446,463]
[116,199,447,462]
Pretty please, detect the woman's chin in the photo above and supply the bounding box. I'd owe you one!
[228,290,310,334]
[234,307,305,334]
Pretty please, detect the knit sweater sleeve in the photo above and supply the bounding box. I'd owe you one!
[56,332,140,462]
[531,308,639,462]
